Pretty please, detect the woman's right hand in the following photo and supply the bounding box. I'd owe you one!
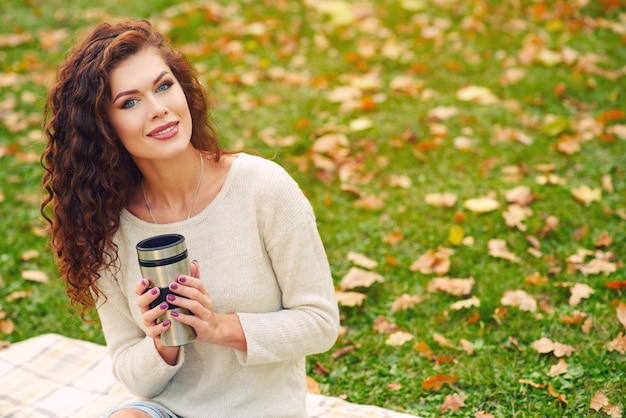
[136,279,180,365]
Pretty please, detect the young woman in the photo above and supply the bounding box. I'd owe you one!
[41,19,339,418]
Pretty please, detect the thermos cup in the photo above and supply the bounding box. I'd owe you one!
[136,234,196,346]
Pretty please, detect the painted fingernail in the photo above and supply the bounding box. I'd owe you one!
[178,276,186,283]
[167,294,176,302]
[160,302,168,310]
[141,279,148,287]
[170,311,179,317]
[162,320,171,327]
[151,288,158,296]
[170,283,178,290]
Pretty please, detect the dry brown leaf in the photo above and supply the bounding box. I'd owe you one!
[440,393,466,413]
[590,391,610,411]
[346,252,378,269]
[475,412,495,418]
[606,333,626,354]
[518,379,545,389]
[602,174,614,194]
[335,291,367,307]
[427,106,460,121]
[569,283,595,306]
[595,231,613,248]
[450,296,480,310]
[392,294,425,311]
[501,290,537,312]
[503,204,533,231]
[6,290,33,302]
[386,331,414,347]
[572,185,602,206]
[413,340,435,360]
[422,374,458,391]
[488,239,520,263]
[433,333,456,349]
[388,174,411,189]
[339,267,384,290]
[0,319,15,335]
[353,194,385,210]
[463,197,499,213]
[618,303,626,330]
[386,381,403,391]
[548,383,568,405]
[460,339,474,355]
[410,248,452,275]
[373,315,400,334]
[505,185,534,206]
[22,270,49,283]
[427,277,475,296]
[560,311,587,324]
[20,249,40,261]
[581,317,593,334]
[532,337,575,357]
[457,85,498,104]
[306,376,321,394]
[425,192,458,208]
[547,358,568,377]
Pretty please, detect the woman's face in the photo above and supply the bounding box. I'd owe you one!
[108,48,193,163]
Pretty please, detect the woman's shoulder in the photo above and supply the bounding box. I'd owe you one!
[235,153,295,185]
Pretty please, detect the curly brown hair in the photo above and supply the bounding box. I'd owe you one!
[41,19,223,316]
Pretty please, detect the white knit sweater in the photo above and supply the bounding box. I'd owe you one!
[96,153,340,417]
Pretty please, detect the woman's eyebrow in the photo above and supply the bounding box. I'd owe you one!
[112,71,170,103]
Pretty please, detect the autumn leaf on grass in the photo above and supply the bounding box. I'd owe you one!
[617,303,626,330]
[548,383,568,405]
[606,333,626,354]
[22,270,49,283]
[427,277,475,296]
[440,393,465,413]
[488,239,520,263]
[335,291,367,307]
[392,294,425,311]
[569,283,595,306]
[346,252,378,269]
[306,376,321,394]
[386,331,414,347]
[422,374,458,391]
[424,192,457,208]
[456,85,498,105]
[450,296,480,310]
[339,267,384,290]
[410,248,452,275]
[567,249,617,276]
[503,204,533,231]
[463,197,499,213]
[547,358,568,377]
[572,185,601,206]
[505,185,534,206]
[532,337,575,357]
[591,391,624,417]
[373,315,400,334]
[433,333,456,349]
[501,290,537,312]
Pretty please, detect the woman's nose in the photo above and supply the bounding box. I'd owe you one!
[148,97,168,120]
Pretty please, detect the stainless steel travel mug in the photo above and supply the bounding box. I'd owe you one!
[136,234,196,346]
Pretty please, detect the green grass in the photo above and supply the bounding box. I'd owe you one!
[1,0,625,416]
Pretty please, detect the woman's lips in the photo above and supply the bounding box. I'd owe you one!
[148,121,179,139]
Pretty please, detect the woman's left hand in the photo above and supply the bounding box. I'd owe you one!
[168,260,247,351]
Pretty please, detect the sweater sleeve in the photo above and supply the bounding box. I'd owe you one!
[96,271,185,398]
[235,164,340,366]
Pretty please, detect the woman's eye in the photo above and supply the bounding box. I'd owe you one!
[121,98,138,109]
[157,81,173,92]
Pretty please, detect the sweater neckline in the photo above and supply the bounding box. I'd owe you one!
[121,153,245,228]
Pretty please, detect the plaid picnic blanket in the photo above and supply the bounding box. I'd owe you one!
[0,334,418,418]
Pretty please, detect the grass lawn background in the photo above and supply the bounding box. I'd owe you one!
[0,0,625,416]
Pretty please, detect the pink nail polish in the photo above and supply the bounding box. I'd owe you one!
[167,294,175,302]
[151,288,158,296]
[178,276,186,283]
[162,320,171,327]
[170,283,178,290]
[160,302,168,310]
[141,279,148,287]
[170,311,179,317]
